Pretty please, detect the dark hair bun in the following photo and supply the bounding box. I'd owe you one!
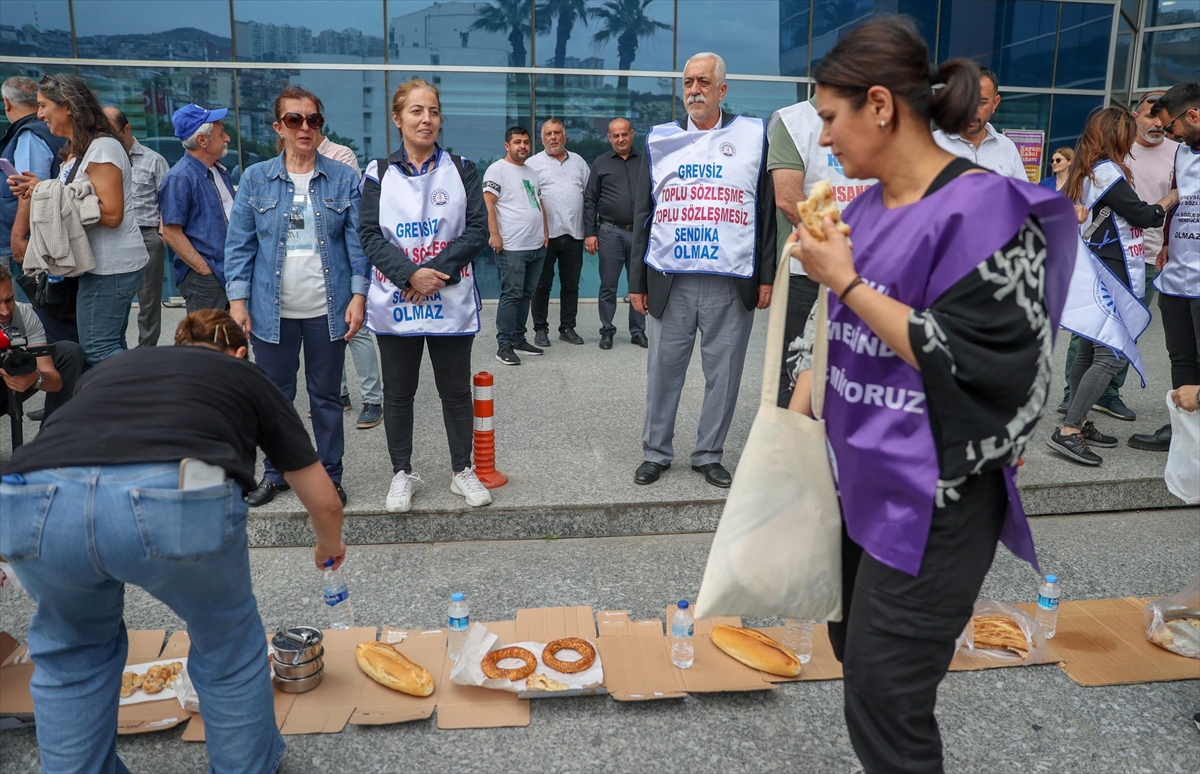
[931,59,982,135]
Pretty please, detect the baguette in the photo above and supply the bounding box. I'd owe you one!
[355,641,435,697]
[798,179,852,242]
[710,625,802,677]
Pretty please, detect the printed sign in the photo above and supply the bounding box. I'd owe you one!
[1004,129,1046,184]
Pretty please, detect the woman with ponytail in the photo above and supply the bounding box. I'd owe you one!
[1,310,346,774]
[784,17,1080,772]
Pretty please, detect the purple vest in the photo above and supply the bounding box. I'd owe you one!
[829,173,1078,576]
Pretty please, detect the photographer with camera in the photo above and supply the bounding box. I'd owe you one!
[0,264,83,428]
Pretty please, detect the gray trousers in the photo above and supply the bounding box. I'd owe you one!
[340,326,383,404]
[643,273,755,466]
[597,224,645,336]
[1065,338,1124,428]
[135,226,166,347]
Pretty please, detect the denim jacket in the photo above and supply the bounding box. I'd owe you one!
[224,152,368,343]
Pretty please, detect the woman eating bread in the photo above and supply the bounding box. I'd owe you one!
[785,18,1078,773]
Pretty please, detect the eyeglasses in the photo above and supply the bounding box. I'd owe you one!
[1052,157,1065,164]
[1161,111,1184,135]
[280,112,324,130]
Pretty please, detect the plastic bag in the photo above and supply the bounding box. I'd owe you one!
[956,599,1048,665]
[1164,391,1200,505]
[1144,572,1200,659]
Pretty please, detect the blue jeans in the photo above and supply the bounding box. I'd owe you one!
[494,247,545,346]
[252,316,347,484]
[77,269,142,366]
[0,464,284,774]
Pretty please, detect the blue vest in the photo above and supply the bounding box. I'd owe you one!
[0,115,64,255]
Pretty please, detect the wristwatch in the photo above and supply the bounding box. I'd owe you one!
[33,372,45,391]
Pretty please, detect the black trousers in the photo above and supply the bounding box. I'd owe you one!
[829,471,1006,774]
[3,341,86,423]
[377,333,474,474]
[531,235,584,332]
[1158,293,1200,389]
[777,273,821,408]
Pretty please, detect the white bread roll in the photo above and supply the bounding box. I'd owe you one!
[355,641,435,697]
[710,625,802,677]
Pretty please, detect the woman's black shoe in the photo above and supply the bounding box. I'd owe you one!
[246,477,290,507]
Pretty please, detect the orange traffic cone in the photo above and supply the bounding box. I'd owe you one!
[472,372,508,488]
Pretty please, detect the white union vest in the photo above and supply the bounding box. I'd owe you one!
[1082,160,1148,298]
[645,116,765,278]
[1155,144,1200,298]
[365,158,481,336]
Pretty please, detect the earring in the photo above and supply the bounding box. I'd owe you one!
[879,120,886,129]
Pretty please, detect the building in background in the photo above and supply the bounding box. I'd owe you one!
[3,0,1195,297]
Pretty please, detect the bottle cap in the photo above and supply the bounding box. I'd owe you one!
[452,592,464,602]
[677,600,689,609]
[1045,574,1058,583]
[323,558,334,569]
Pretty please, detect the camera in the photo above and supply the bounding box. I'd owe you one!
[0,328,52,377]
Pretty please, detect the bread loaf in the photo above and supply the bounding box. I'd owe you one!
[355,641,435,697]
[710,625,802,677]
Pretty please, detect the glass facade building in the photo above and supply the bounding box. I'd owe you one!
[2,0,1197,297]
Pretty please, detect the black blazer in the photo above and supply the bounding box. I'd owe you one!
[629,110,777,318]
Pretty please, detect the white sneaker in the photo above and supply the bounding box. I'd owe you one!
[450,467,493,507]
[385,470,421,513]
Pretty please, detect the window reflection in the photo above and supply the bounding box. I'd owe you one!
[676,1,782,76]
[940,0,1058,89]
[990,92,1050,147]
[232,0,386,63]
[1138,26,1200,89]
[1055,2,1113,90]
[532,0,674,75]
[70,0,232,60]
[779,0,811,77]
[1049,94,1103,153]
[389,0,531,67]
[812,1,937,72]
[1146,0,1200,26]
[0,0,73,58]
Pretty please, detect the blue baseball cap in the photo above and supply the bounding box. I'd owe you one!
[172,103,229,141]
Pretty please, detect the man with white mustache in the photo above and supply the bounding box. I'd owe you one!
[629,52,776,488]
[1127,90,1177,306]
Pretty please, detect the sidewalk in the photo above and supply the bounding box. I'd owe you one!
[1,508,1197,772]
[2,300,1184,548]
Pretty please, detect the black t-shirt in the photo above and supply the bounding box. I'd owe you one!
[2,347,319,491]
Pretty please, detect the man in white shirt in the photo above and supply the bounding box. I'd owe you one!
[526,119,591,348]
[1126,90,1177,304]
[933,68,1028,180]
[483,126,549,366]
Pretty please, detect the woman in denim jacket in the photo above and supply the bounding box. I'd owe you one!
[225,86,367,507]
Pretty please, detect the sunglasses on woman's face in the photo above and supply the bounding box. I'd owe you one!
[280,112,324,130]
[1052,157,1065,164]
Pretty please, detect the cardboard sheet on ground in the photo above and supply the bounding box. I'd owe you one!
[436,620,529,729]
[450,626,603,696]
[753,625,843,682]
[118,657,189,706]
[1050,598,1200,686]
[184,626,448,740]
[595,609,775,701]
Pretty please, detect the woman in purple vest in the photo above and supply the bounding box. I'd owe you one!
[785,18,1078,773]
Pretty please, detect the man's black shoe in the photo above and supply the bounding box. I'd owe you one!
[1128,423,1171,452]
[631,332,648,348]
[599,332,614,350]
[560,328,584,345]
[341,394,352,412]
[334,482,348,506]
[513,339,544,356]
[534,329,552,348]
[247,477,290,507]
[496,345,521,366]
[25,407,45,421]
[692,462,732,488]
[634,461,669,485]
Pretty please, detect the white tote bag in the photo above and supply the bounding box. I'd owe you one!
[694,247,843,622]
[1164,390,1200,506]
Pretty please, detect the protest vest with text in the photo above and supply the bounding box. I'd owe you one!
[1082,160,1148,297]
[777,101,876,274]
[365,158,481,336]
[1155,143,1200,298]
[644,116,764,278]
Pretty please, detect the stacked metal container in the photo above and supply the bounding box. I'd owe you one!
[271,626,324,693]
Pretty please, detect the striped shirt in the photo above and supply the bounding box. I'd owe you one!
[127,139,170,228]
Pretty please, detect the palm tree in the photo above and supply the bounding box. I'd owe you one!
[472,0,535,68]
[538,0,592,118]
[589,0,671,89]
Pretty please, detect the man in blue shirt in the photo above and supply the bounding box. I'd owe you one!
[1,77,63,296]
[158,103,234,313]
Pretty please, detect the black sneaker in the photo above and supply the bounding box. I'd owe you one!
[496,345,521,366]
[513,339,544,356]
[1092,395,1136,421]
[1128,423,1171,452]
[25,407,45,421]
[1046,428,1102,466]
[534,329,552,348]
[1079,420,1117,448]
[559,328,584,345]
[334,482,347,506]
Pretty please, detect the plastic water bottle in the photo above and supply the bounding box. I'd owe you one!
[783,618,814,664]
[671,600,694,669]
[320,559,355,629]
[447,592,470,662]
[1036,574,1061,639]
